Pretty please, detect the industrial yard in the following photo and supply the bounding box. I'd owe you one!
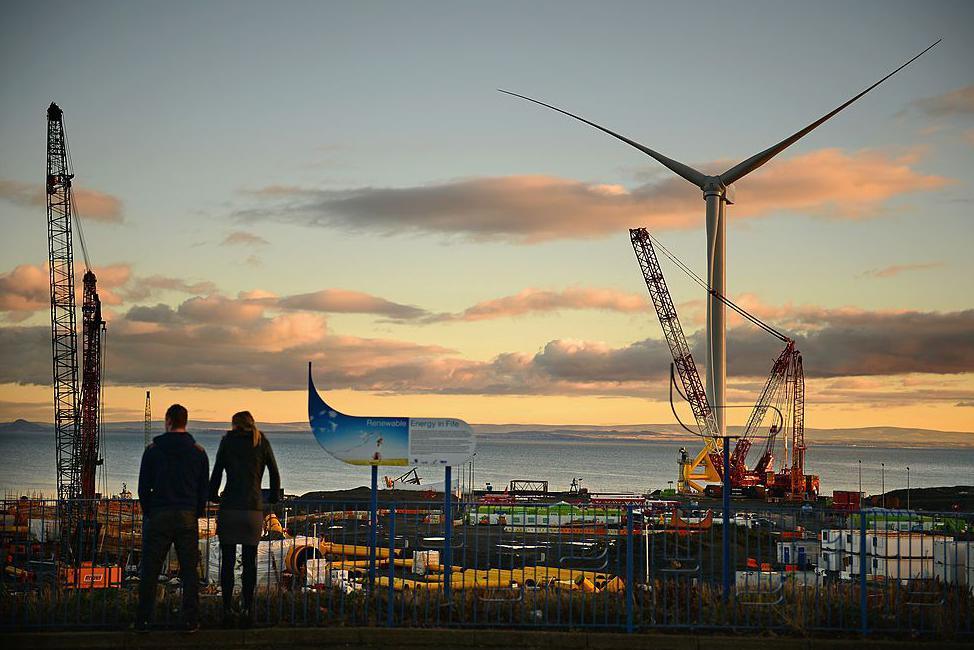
[4,67,972,641]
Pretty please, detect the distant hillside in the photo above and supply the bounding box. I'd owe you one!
[2,419,972,447]
[471,423,974,448]
[0,419,52,434]
[0,419,311,435]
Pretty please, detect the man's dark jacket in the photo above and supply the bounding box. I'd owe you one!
[138,432,209,517]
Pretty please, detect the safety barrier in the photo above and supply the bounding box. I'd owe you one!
[0,497,971,638]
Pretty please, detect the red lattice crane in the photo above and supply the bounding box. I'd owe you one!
[79,270,105,499]
[630,227,816,500]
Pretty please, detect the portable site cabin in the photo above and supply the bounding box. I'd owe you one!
[934,539,974,591]
[776,539,821,568]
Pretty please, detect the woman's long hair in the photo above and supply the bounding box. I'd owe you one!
[231,410,262,448]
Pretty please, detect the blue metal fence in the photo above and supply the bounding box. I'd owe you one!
[1,496,971,638]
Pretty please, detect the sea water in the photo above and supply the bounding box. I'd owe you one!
[1,429,971,498]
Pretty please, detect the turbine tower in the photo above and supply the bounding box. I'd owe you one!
[502,40,939,436]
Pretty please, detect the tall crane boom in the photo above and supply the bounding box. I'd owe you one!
[729,341,796,482]
[46,102,81,504]
[79,270,104,499]
[789,352,808,500]
[630,228,725,493]
[630,228,718,438]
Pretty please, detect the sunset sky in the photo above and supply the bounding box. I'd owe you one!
[1,1,972,433]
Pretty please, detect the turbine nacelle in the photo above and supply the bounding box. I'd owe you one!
[701,177,735,205]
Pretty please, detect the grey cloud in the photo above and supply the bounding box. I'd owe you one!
[2,308,972,398]
[533,339,672,382]
[912,85,974,118]
[235,149,946,244]
[725,310,974,378]
[122,276,218,302]
[126,304,179,323]
[236,175,700,243]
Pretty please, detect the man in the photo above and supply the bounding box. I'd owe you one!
[136,404,209,632]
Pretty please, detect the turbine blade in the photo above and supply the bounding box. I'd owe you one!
[499,89,708,188]
[720,39,942,185]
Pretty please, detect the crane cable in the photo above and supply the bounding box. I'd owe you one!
[63,120,92,271]
[643,230,790,343]
[65,114,109,494]
[646,228,794,453]
[669,363,784,442]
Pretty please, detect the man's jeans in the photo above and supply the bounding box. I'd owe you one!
[137,509,200,625]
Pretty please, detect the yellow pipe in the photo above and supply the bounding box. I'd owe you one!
[446,567,613,588]
[376,576,443,592]
[330,559,374,569]
[321,542,396,559]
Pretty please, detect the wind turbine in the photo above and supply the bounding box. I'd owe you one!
[501,40,940,437]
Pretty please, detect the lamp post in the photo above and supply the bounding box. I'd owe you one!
[858,460,862,499]
[881,463,885,509]
[907,466,910,512]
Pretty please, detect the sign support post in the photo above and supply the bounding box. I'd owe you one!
[443,465,453,603]
[369,464,378,591]
[308,364,476,605]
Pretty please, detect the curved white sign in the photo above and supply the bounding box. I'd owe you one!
[308,363,476,467]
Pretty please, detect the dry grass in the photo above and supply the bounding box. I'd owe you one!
[1,576,971,639]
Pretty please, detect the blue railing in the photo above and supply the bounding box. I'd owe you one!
[0,496,971,638]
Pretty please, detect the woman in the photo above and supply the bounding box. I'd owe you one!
[209,411,280,628]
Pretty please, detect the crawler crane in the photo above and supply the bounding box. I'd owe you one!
[630,228,817,500]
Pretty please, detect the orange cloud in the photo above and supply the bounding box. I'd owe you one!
[275,289,427,320]
[428,287,649,322]
[0,262,132,318]
[0,265,49,316]
[0,179,123,223]
[861,262,944,278]
[221,231,268,246]
[73,188,124,223]
[730,148,949,221]
[84,263,132,307]
[0,263,221,319]
[241,148,949,242]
